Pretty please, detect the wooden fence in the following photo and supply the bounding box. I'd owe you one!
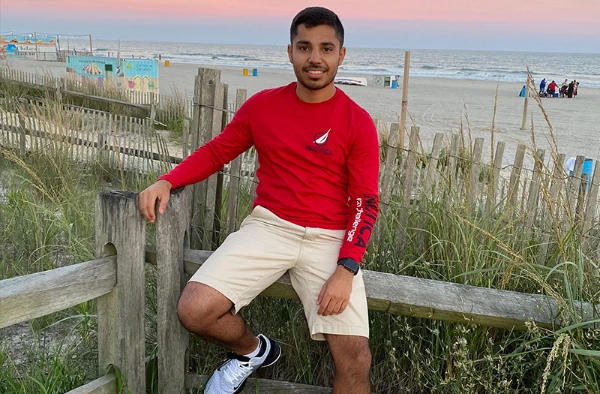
[0,66,195,122]
[2,65,600,265]
[1,190,596,393]
[0,98,173,174]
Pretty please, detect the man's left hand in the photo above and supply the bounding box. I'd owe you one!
[316,266,354,316]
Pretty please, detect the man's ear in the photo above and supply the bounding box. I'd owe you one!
[338,46,346,66]
[287,44,293,63]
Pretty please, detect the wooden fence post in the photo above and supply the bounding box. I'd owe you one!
[156,187,191,394]
[95,191,146,394]
[190,68,221,249]
[202,82,226,249]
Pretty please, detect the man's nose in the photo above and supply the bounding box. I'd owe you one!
[308,48,322,63]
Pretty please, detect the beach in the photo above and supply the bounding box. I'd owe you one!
[4,58,600,169]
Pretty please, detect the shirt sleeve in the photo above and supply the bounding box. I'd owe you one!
[158,98,255,189]
[338,114,380,263]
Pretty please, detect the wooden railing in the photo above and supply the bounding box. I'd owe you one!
[1,190,597,393]
[1,191,146,393]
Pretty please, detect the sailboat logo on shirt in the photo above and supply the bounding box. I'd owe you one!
[306,128,333,156]
[314,129,330,146]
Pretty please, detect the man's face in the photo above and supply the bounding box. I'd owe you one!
[287,24,346,93]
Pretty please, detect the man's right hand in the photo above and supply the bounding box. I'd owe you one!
[138,180,172,222]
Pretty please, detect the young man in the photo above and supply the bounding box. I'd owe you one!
[139,7,379,394]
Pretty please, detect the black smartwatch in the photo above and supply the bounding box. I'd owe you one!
[337,258,360,275]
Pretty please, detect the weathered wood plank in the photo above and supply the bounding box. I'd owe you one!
[95,191,146,394]
[143,246,597,331]
[65,374,117,394]
[565,155,585,230]
[582,160,600,241]
[185,374,332,393]
[524,149,545,239]
[417,132,444,252]
[379,122,400,207]
[469,138,484,210]
[250,150,260,204]
[396,126,419,256]
[486,141,505,215]
[226,89,248,235]
[191,68,220,249]
[203,81,225,249]
[538,154,565,265]
[0,257,117,329]
[182,118,190,158]
[507,143,526,212]
[156,188,191,394]
[424,133,444,199]
[443,133,460,210]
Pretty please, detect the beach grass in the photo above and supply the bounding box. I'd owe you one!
[1,91,599,393]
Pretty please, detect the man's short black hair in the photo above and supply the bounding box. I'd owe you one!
[290,7,345,47]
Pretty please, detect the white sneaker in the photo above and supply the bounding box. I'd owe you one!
[204,334,281,394]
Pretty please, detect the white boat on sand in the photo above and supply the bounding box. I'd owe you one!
[334,76,368,86]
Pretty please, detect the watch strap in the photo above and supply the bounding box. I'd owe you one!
[337,258,360,275]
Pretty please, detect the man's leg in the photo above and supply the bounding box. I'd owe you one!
[177,282,258,355]
[326,334,371,394]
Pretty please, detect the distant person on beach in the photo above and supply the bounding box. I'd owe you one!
[547,80,557,97]
[139,6,378,394]
[539,78,546,96]
[574,81,579,97]
[568,80,575,98]
[560,80,569,98]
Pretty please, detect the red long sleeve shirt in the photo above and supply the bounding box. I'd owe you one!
[160,82,379,263]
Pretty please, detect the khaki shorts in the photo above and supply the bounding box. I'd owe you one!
[189,205,369,340]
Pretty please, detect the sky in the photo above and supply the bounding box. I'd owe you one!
[1,0,599,53]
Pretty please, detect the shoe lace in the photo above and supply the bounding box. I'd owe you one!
[223,358,253,386]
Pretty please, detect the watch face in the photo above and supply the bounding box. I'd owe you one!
[339,258,359,274]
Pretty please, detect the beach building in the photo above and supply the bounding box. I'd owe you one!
[0,33,59,61]
[66,55,159,95]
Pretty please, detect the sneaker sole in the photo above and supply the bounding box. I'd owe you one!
[261,339,281,368]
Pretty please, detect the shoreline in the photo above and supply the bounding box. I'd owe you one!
[3,58,600,168]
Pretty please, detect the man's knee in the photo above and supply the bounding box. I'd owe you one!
[177,282,230,334]
[327,336,372,376]
[339,345,371,376]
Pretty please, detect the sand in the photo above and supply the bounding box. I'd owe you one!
[4,58,600,170]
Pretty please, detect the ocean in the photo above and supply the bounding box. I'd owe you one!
[60,39,600,88]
